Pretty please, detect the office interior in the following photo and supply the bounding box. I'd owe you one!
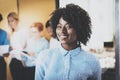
[0,0,119,80]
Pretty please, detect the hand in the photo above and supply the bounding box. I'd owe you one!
[3,53,9,57]
[28,52,35,57]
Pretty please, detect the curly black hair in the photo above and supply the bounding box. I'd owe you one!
[50,4,92,45]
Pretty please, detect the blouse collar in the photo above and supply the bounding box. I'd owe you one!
[59,44,81,57]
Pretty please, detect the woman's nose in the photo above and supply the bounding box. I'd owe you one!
[61,27,67,33]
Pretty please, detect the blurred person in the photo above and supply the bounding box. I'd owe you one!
[7,12,29,51]
[7,12,30,80]
[35,4,101,80]
[0,13,9,80]
[45,20,59,49]
[21,22,49,80]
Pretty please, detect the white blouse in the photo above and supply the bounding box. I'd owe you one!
[10,28,30,51]
[49,37,59,49]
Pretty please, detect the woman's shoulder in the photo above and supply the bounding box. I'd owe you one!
[37,48,59,60]
[81,49,99,62]
[18,27,29,33]
[41,47,59,55]
[40,37,49,45]
[41,37,48,41]
[17,28,30,38]
[39,48,58,57]
[79,50,101,70]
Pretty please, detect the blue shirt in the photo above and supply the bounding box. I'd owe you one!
[35,44,101,80]
[23,37,49,67]
[0,29,9,45]
[0,29,9,58]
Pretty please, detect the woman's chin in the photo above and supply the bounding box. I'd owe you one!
[60,40,67,44]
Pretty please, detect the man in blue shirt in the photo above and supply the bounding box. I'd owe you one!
[0,13,9,80]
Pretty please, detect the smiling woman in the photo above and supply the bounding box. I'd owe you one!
[57,0,117,80]
[35,3,101,80]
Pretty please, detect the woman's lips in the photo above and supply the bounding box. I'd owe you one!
[60,35,68,39]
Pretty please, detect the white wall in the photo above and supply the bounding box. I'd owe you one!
[59,0,115,49]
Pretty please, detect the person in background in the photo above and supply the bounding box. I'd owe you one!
[0,13,9,80]
[7,12,29,80]
[35,4,101,80]
[45,20,59,49]
[7,12,29,51]
[21,22,49,80]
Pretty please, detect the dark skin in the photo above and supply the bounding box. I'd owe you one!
[56,17,78,51]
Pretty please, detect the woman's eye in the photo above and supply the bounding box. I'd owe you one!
[65,24,71,29]
[57,25,61,29]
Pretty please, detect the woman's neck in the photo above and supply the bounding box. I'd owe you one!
[61,42,78,51]
[34,35,43,40]
[13,25,19,32]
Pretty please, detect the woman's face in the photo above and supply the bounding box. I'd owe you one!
[8,17,18,29]
[31,27,40,37]
[46,26,54,37]
[56,17,77,45]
